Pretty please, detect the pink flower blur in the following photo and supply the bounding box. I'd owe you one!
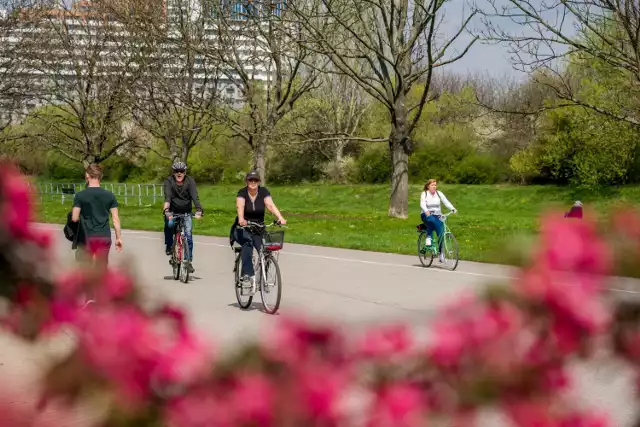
[230,374,274,427]
[267,317,344,365]
[0,166,33,240]
[359,324,413,360]
[538,214,611,277]
[294,365,349,425]
[366,382,424,427]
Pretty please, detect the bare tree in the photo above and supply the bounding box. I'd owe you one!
[480,0,640,126]
[292,0,477,218]
[0,0,41,133]
[16,0,153,166]
[198,0,327,183]
[289,67,370,163]
[129,0,225,164]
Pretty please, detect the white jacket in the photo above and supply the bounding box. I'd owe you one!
[420,190,455,216]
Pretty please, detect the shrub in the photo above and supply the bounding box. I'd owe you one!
[355,143,390,183]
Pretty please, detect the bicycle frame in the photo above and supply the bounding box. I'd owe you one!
[169,213,194,282]
[417,210,459,271]
[423,211,453,254]
[236,220,284,290]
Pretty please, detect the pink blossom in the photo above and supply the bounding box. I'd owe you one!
[77,306,159,404]
[166,387,232,427]
[0,165,34,240]
[96,268,134,301]
[428,318,466,368]
[154,328,213,387]
[622,331,640,360]
[0,388,75,427]
[366,382,425,427]
[55,270,86,298]
[505,399,611,427]
[428,301,525,369]
[154,305,214,384]
[75,304,214,405]
[504,399,557,427]
[230,374,274,427]
[539,363,571,393]
[359,324,413,360]
[266,316,345,365]
[538,214,610,277]
[520,268,610,338]
[558,411,610,427]
[28,228,52,250]
[166,375,273,427]
[295,365,348,424]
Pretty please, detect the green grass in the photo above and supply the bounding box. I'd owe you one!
[33,183,640,264]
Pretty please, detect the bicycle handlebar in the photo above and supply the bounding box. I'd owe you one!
[239,220,288,230]
[170,213,196,217]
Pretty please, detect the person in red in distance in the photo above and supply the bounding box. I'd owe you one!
[565,201,583,219]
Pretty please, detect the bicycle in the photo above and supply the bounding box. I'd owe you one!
[232,220,286,314]
[168,212,195,283]
[416,211,459,271]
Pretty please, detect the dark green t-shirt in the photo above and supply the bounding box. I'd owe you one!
[73,187,118,238]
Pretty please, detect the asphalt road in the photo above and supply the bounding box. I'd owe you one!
[1,225,638,426]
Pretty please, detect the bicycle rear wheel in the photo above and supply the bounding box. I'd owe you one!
[441,232,459,271]
[417,232,434,267]
[180,234,190,283]
[234,254,253,309]
[260,254,282,314]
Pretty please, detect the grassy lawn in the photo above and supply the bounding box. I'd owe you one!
[33,183,640,264]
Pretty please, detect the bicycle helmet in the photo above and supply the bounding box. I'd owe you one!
[245,170,260,181]
[172,161,187,172]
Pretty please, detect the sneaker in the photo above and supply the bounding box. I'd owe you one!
[187,263,195,273]
[165,245,172,256]
[426,237,432,246]
[241,275,251,287]
[439,253,445,263]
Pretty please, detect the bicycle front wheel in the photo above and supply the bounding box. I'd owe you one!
[234,254,253,309]
[417,232,434,267]
[172,238,181,280]
[260,255,282,314]
[180,235,190,283]
[441,232,459,271]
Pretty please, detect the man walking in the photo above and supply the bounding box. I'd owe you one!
[72,163,123,265]
[163,161,203,273]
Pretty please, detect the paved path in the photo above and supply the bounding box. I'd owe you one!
[1,225,638,426]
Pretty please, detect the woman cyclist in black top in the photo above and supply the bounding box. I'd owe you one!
[233,170,286,288]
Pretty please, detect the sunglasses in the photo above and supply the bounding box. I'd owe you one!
[174,170,186,174]
[247,178,259,183]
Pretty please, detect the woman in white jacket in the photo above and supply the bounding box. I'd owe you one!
[420,179,457,262]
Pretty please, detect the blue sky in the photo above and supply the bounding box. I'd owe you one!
[2,0,576,79]
[438,0,577,80]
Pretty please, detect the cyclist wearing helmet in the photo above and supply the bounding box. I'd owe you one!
[232,170,286,289]
[163,161,203,272]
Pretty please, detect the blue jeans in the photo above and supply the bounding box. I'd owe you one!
[234,228,261,277]
[421,212,444,253]
[165,215,193,260]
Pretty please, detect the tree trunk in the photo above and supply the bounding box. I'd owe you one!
[388,96,411,219]
[82,155,97,168]
[388,132,409,219]
[253,135,267,184]
[335,139,345,163]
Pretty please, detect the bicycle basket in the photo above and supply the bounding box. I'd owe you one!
[264,230,285,251]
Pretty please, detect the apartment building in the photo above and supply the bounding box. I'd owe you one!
[0,0,288,122]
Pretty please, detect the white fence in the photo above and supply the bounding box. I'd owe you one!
[29,182,165,206]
